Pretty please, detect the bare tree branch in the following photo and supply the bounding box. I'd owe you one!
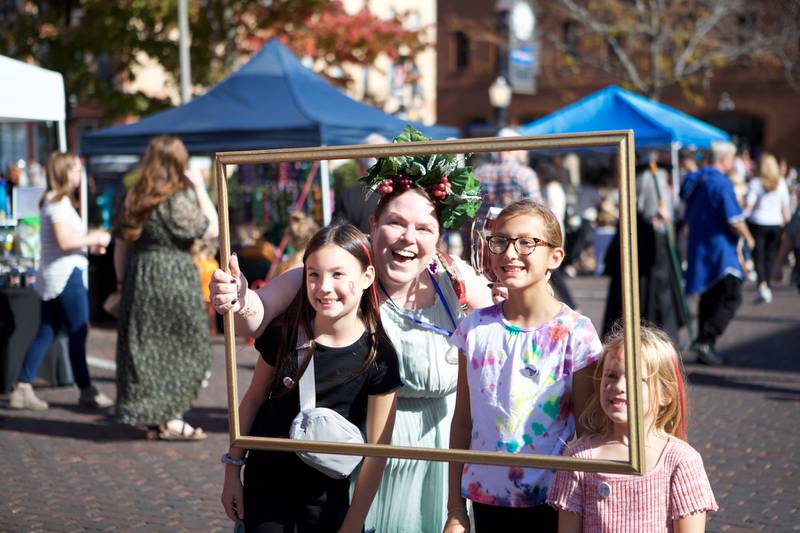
[555,0,647,92]
[672,1,735,78]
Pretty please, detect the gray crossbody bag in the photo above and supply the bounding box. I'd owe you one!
[288,330,365,479]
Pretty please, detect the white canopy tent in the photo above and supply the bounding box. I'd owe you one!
[0,55,67,150]
[0,55,85,226]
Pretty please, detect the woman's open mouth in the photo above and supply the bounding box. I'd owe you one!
[391,250,418,264]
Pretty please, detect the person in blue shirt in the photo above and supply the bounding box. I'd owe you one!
[680,141,755,365]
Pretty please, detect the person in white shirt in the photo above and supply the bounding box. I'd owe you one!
[746,153,792,303]
[9,152,112,410]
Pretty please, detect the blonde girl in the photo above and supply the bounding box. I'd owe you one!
[745,153,792,303]
[445,200,602,533]
[548,323,718,532]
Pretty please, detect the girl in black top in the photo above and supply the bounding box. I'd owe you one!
[221,224,401,533]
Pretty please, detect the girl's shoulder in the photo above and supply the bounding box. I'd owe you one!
[555,305,600,338]
[662,437,705,466]
[42,193,76,217]
[462,302,504,327]
[562,435,594,458]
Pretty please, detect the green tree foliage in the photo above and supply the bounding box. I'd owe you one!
[0,0,427,119]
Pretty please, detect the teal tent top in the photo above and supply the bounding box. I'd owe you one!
[520,85,729,148]
[81,39,457,155]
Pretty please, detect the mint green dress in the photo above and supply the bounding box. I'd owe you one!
[365,263,465,533]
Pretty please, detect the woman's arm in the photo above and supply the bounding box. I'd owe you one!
[443,352,472,533]
[557,510,582,533]
[572,362,597,437]
[221,357,275,522]
[673,512,707,533]
[210,255,303,338]
[338,391,398,533]
[452,256,494,311]
[52,221,110,252]
[114,238,131,286]
[185,170,219,241]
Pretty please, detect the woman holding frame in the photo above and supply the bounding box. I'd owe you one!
[211,127,494,533]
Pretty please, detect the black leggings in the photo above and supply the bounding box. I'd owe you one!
[472,502,558,532]
[748,222,783,286]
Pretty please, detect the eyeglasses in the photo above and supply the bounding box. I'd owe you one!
[486,236,554,255]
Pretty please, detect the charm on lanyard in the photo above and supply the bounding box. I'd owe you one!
[520,364,540,382]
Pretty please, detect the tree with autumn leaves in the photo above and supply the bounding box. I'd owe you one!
[0,0,427,120]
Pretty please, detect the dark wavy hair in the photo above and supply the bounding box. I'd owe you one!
[270,223,389,397]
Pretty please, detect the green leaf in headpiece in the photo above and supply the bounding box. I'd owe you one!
[360,124,484,230]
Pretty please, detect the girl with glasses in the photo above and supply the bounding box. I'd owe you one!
[445,200,602,533]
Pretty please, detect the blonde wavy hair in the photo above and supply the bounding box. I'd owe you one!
[580,323,687,440]
[757,153,781,193]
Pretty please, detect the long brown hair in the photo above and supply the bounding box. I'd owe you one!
[119,135,188,240]
[42,152,79,208]
[270,223,389,397]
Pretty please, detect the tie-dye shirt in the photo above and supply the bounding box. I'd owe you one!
[450,302,602,507]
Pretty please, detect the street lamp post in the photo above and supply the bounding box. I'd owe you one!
[489,76,512,131]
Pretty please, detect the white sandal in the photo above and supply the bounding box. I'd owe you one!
[157,419,206,441]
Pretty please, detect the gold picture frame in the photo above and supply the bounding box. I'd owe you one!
[215,131,644,475]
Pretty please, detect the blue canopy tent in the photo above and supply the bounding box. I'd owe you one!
[82,39,456,154]
[81,39,458,222]
[520,84,731,200]
[522,85,729,342]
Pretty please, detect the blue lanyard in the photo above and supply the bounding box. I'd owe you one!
[378,270,458,337]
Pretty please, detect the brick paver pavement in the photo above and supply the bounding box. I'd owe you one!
[1,277,798,532]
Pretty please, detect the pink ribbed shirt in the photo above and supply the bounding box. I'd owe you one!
[547,437,718,532]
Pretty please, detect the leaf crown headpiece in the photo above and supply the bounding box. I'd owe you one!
[361,125,482,230]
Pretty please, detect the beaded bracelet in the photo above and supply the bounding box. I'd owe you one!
[220,452,247,466]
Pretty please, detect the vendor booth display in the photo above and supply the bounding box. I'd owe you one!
[0,55,73,392]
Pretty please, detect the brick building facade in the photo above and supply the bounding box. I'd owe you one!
[436,0,800,164]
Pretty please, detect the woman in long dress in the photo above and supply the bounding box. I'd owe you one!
[114,135,219,440]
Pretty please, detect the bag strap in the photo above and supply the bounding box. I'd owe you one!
[296,328,316,411]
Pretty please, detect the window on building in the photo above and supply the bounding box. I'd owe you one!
[563,22,578,57]
[454,31,470,71]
